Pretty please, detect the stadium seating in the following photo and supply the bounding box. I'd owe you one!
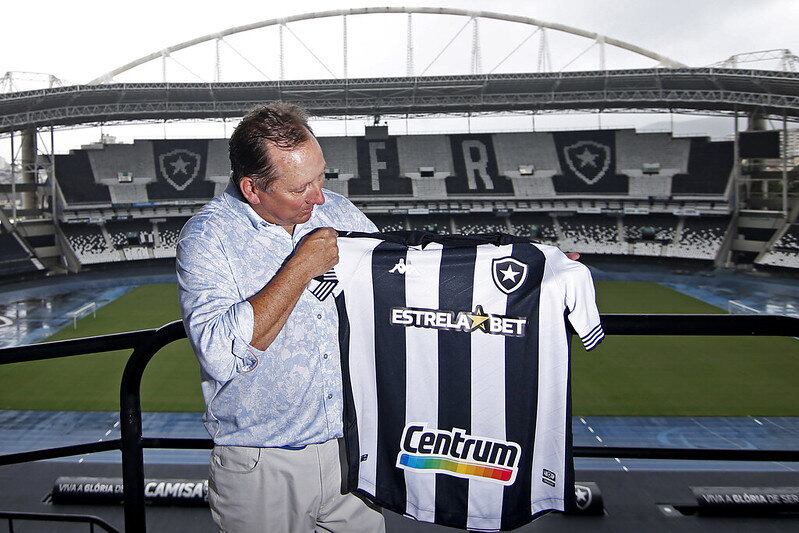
[671,138,734,195]
[105,219,154,248]
[0,231,39,276]
[558,214,626,254]
[454,213,509,235]
[154,217,190,258]
[367,214,406,232]
[509,213,558,242]
[55,151,111,205]
[668,217,729,260]
[61,223,117,264]
[407,214,452,234]
[756,224,799,269]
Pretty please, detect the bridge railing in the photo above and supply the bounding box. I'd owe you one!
[1,314,798,532]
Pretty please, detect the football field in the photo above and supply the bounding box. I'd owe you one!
[1,281,797,415]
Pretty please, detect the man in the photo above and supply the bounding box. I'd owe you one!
[176,102,384,532]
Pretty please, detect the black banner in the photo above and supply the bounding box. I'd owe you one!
[148,139,215,200]
[446,134,514,195]
[552,130,628,194]
[693,486,799,513]
[52,477,208,506]
[352,137,412,196]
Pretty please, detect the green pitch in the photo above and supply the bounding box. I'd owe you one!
[0,281,797,415]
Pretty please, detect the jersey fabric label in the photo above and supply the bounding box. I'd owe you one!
[314,231,603,531]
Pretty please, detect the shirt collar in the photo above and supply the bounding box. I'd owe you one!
[222,181,276,230]
[221,181,321,234]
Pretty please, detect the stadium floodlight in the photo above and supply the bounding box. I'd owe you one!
[518,165,535,176]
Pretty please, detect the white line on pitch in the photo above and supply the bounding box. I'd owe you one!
[104,430,112,436]
[588,427,594,433]
[622,466,629,472]
[753,418,763,426]
[595,436,603,443]
[579,418,586,424]
[113,421,120,428]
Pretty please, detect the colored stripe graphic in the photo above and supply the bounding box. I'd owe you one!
[399,454,513,483]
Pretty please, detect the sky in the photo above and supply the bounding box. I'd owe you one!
[1,0,797,157]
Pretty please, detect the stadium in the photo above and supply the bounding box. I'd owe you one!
[0,3,798,531]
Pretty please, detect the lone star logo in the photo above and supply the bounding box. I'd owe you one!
[170,156,191,175]
[467,305,490,332]
[492,257,528,294]
[574,484,593,511]
[563,141,611,185]
[575,147,599,167]
[158,149,201,191]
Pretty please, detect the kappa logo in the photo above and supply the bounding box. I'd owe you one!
[492,257,528,294]
[563,140,611,185]
[388,258,421,276]
[158,149,201,191]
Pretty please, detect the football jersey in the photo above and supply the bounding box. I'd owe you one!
[311,231,603,531]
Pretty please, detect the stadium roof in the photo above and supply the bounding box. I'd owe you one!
[2,68,799,133]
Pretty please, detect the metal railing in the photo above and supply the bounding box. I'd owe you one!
[0,314,798,532]
[0,510,119,532]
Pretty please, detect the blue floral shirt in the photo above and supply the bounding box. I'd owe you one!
[176,182,376,447]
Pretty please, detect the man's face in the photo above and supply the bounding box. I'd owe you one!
[241,135,326,229]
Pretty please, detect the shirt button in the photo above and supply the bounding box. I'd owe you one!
[323,353,329,359]
[317,314,322,319]
[327,393,333,399]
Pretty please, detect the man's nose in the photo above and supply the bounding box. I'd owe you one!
[308,183,325,205]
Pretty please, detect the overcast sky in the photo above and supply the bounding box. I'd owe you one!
[1,0,797,154]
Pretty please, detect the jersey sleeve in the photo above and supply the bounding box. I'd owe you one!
[548,249,604,351]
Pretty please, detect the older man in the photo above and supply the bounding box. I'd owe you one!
[177,102,384,532]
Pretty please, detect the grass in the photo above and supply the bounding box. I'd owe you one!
[0,281,797,415]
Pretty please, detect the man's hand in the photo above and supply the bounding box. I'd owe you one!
[290,227,339,281]
[566,252,581,261]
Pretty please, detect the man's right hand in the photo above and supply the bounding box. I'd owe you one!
[291,227,339,281]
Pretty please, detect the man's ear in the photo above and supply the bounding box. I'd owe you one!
[238,176,261,205]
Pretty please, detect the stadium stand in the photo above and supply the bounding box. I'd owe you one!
[154,217,190,259]
[757,224,799,269]
[0,230,39,276]
[558,214,626,254]
[367,214,406,232]
[671,137,734,195]
[407,214,452,234]
[145,140,217,201]
[396,135,451,198]
[61,223,116,264]
[669,217,729,260]
[55,150,111,205]
[509,213,558,242]
[552,130,629,194]
[104,219,155,261]
[454,213,509,235]
[446,134,515,195]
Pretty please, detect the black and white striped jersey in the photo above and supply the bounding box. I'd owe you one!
[315,231,603,531]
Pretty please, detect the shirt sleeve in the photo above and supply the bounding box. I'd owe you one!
[549,249,604,351]
[176,229,259,383]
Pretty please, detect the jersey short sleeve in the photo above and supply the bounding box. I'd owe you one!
[547,249,604,351]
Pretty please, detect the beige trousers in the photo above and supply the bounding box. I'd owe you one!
[208,438,385,533]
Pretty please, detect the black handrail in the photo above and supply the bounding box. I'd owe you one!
[0,314,798,532]
[0,510,120,532]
